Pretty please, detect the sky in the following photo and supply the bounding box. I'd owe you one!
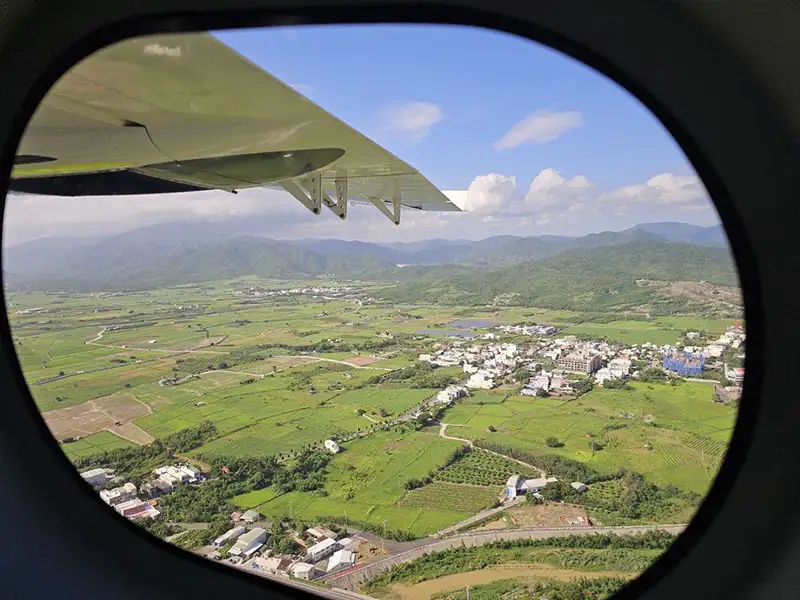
[3,24,721,246]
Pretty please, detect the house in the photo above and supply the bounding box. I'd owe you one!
[228,528,268,558]
[80,468,112,488]
[324,439,340,454]
[115,498,159,520]
[231,511,243,522]
[213,526,246,548]
[242,509,260,524]
[99,482,138,506]
[290,562,317,580]
[306,537,339,562]
[506,475,552,498]
[571,482,588,493]
[326,549,356,573]
[253,556,290,574]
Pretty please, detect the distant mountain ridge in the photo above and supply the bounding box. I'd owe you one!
[3,220,731,291]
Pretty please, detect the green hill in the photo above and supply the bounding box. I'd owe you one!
[382,240,739,314]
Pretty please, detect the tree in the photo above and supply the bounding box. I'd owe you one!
[535,388,550,398]
[488,425,497,432]
[545,437,561,448]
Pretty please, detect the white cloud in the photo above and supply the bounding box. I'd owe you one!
[524,168,594,212]
[379,101,443,142]
[494,110,582,150]
[597,173,710,214]
[2,171,718,247]
[461,174,517,214]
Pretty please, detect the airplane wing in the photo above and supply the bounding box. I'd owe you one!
[10,32,461,224]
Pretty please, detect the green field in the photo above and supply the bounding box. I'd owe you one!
[439,381,735,494]
[6,279,740,539]
[563,317,736,346]
[60,431,135,459]
[236,429,469,536]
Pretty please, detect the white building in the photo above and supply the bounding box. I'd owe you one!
[290,562,317,580]
[80,468,112,488]
[242,509,260,524]
[506,475,553,498]
[571,482,588,493]
[228,527,268,558]
[326,549,356,573]
[306,537,340,562]
[214,526,246,548]
[324,439,341,454]
[608,358,632,377]
[466,372,494,389]
[99,482,138,506]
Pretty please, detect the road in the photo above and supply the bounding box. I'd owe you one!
[323,523,686,591]
[272,354,392,371]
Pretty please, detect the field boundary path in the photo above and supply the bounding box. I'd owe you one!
[322,523,687,591]
[438,423,545,477]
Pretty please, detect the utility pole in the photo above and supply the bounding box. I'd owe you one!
[466,585,471,600]
[382,520,387,552]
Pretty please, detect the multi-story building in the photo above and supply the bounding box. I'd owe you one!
[557,353,602,374]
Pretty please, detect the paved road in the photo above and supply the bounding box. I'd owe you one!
[323,523,686,591]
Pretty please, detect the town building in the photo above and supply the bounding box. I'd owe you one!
[306,537,340,562]
[241,509,260,524]
[324,439,341,453]
[99,482,138,506]
[558,353,602,374]
[80,468,113,488]
[213,526,246,548]
[326,549,356,573]
[290,562,317,580]
[571,482,588,493]
[228,528,268,558]
[506,475,553,498]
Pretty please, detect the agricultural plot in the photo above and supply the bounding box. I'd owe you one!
[42,391,152,441]
[245,430,469,537]
[563,321,681,346]
[441,382,736,494]
[397,482,500,513]
[60,430,135,459]
[436,449,537,486]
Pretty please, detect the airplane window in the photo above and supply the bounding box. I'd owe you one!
[2,24,745,600]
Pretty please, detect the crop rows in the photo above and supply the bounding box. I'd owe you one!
[654,446,683,467]
[435,449,537,487]
[397,482,499,513]
[679,432,727,457]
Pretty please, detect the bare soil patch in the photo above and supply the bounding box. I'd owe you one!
[387,564,634,600]
[343,355,379,366]
[42,392,151,442]
[506,502,590,527]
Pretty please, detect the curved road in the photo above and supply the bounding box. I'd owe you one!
[324,523,686,591]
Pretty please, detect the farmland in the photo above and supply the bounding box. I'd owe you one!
[6,276,739,543]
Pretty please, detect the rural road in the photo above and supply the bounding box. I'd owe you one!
[272,354,392,371]
[323,523,687,591]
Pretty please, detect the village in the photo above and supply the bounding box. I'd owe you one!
[419,322,746,404]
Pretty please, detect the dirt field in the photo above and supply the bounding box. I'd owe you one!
[343,355,379,366]
[505,503,590,527]
[42,392,153,443]
[386,564,634,600]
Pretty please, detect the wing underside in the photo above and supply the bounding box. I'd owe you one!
[11,32,462,224]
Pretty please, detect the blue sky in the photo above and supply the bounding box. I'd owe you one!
[6,25,720,245]
[215,24,692,192]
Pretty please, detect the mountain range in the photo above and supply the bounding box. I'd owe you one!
[2,220,731,292]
